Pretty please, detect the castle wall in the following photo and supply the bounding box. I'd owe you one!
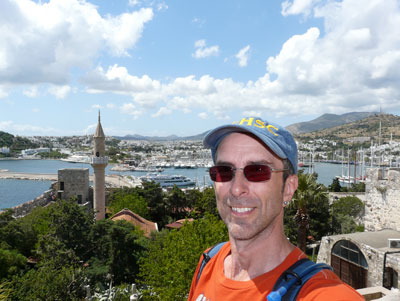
[363,168,400,232]
[10,188,56,218]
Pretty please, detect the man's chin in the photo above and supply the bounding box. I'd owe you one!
[228,224,255,241]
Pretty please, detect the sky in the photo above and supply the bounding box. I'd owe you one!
[1,0,400,137]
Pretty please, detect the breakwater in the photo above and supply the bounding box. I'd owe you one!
[0,171,57,181]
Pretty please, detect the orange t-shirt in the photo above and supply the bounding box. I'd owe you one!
[188,242,364,300]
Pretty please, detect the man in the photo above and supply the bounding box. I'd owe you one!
[188,117,364,300]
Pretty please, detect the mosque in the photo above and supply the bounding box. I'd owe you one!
[56,113,158,235]
[57,112,108,220]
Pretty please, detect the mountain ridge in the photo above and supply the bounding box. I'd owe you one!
[114,112,388,141]
[295,113,400,142]
[285,112,378,134]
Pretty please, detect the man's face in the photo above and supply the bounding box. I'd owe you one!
[214,132,290,241]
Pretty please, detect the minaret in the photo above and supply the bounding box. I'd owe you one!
[90,111,108,220]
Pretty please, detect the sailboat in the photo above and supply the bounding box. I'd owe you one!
[336,148,366,185]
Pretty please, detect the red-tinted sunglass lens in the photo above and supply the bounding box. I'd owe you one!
[244,165,272,182]
[209,166,233,182]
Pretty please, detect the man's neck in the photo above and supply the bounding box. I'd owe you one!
[224,231,295,281]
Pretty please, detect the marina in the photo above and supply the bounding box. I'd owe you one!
[0,158,352,210]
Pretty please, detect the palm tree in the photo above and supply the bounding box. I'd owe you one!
[291,172,329,252]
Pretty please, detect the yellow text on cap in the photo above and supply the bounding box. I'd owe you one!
[234,117,279,136]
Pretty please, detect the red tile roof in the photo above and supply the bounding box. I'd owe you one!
[110,208,158,237]
[165,218,194,229]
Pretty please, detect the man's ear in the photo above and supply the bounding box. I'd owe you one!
[283,175,298,202]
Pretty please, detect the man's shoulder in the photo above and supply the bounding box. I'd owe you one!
[298,269,365,300]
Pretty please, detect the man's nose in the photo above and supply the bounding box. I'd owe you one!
[229,169,249,197]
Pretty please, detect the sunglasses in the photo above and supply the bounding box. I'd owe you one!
[209,164,288,182]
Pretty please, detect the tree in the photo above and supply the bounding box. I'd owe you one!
[139,181,167,227]
[192,187,218,218]
[9,257,86,300]
[0,209,14,228]
[0,249,26,280]
[331,196,364,234]
[108,190,150,219]
[138,215,228,300]
[86,219,147,286]
[0,281,13,301]
[348,182,366,192]
[285,172,330,252]
[0,215,38,257]
[1,199,148,299]
[328,178,342,192]
[165,185,188,221]
[185,189,202,211]
[46,200,94,260]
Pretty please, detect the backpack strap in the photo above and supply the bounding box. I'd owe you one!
[267,258,333,301]
[196,241,227,284]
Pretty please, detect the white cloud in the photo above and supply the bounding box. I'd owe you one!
[192,39,220,59]
[281,0,319,17]
[151,107,172,118]
[128,0,141,6]
[32,108,40,113]
[103,8,154,57]
[106,103,116,109]
[243,111,262,117]
[48,85,71,99]
[192,17,205,28]
[83,123,97,135]
[23,86,39,98]
[92,104,102,109]
[236,45,251,67]
[120,103,142,119]
[0,0,153,85]
[0,86,9,98]
[84,65,161,94]
[157,2,168,11]
[81,0,400,119]
[198,112,208,119]
[0,120,57,135]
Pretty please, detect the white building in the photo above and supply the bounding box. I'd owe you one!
[0,147,10,154]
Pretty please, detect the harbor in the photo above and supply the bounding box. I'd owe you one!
[1,158,353,210]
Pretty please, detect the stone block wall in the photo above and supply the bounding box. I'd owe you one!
[11,188,56,218]
[318,235,392,288]
[364,168,400,232]
[57,168,89,204]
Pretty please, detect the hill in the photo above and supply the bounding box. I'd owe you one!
[0,131,39,152]
[295,113,400,143]
[113,131,208,141]
[286,112,377,134]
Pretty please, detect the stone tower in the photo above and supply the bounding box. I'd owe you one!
[90,112,108,220]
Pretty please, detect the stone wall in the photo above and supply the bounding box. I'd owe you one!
[364,168,400,232]
[57,168,89,204]
[318,233,400,288]
[11,186,57,218]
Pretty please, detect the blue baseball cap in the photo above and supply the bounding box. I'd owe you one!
[203,117,298,174]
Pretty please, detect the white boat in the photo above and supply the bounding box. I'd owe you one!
[141,173,196,188]
[336,175,365,184]
[60,154,90,164]
[110,164,133,171]
[134,166,164,172]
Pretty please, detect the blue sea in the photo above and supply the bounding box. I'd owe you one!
[0,159,354,210]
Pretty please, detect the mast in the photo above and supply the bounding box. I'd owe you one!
[354,150,357,185]
[347,148,350,186]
